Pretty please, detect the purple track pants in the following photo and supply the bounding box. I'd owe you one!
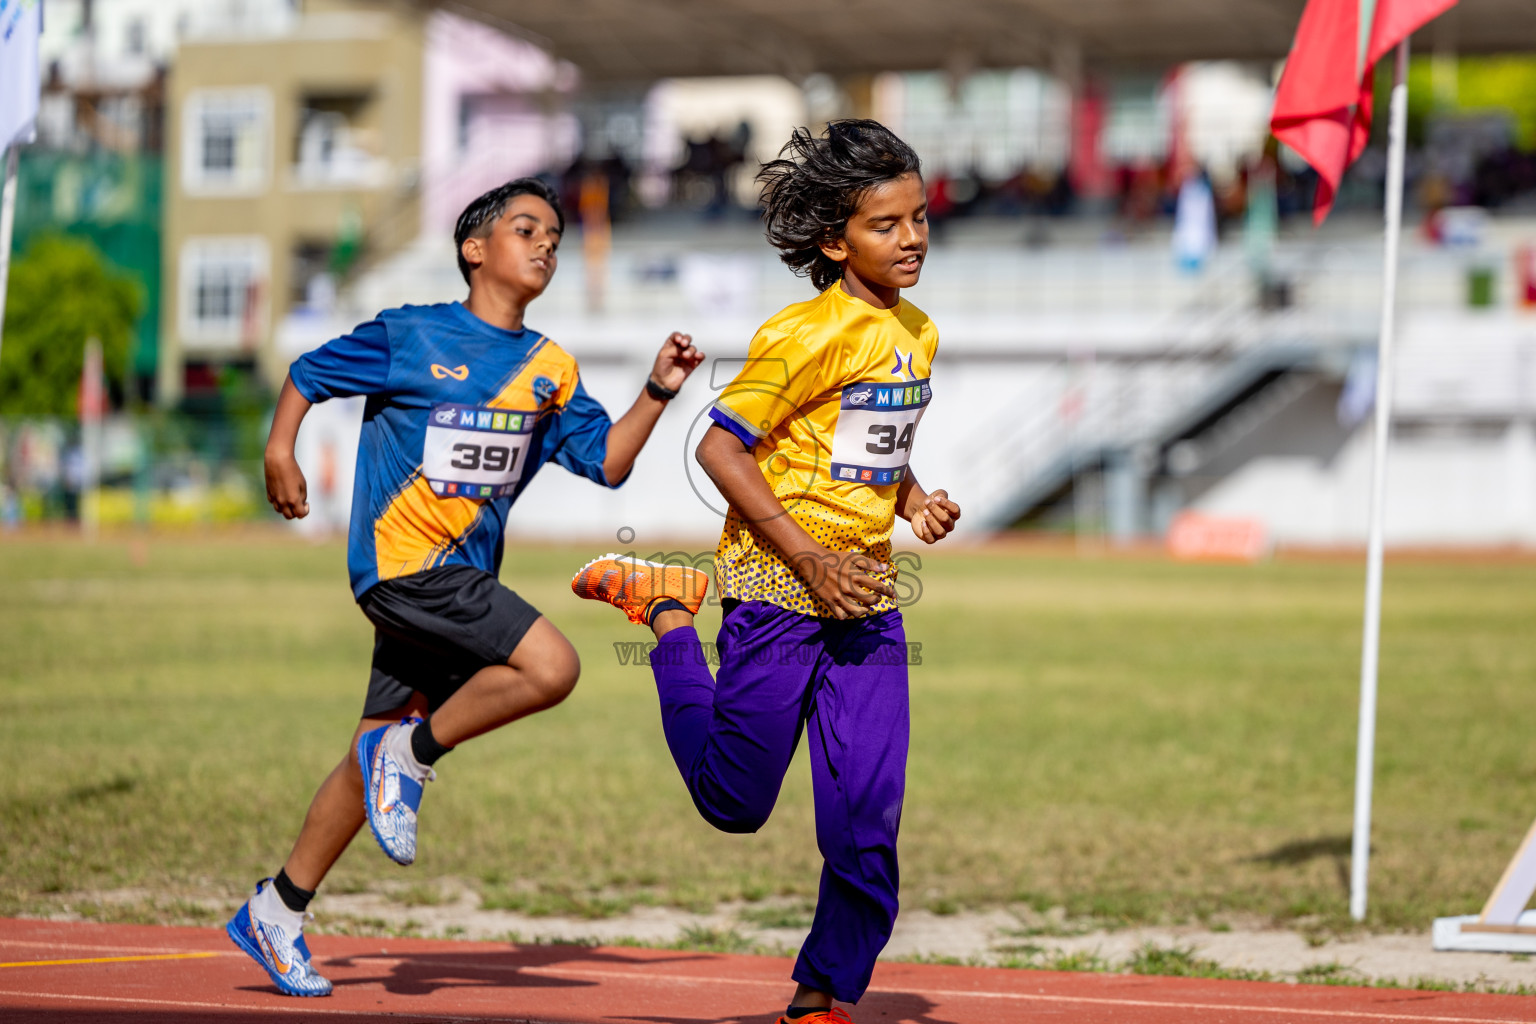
[649,600,909,1003]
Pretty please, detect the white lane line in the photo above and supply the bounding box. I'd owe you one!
[5,953,1530,1024]
[0,988,562,1022]
[521,965,1536,1024]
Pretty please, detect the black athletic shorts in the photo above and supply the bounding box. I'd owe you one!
[358,565,542,718]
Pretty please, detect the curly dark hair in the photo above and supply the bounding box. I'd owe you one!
[757,119,922,292]
[454,177,565,285]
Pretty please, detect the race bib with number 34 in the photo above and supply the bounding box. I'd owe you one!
[423,403,533,499]
[828,378,930,485]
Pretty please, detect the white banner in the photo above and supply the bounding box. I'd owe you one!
[1,0,43,150]
[828,378,931,485]
[422,403,535,499]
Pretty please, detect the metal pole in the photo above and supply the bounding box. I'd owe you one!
[0,145,19,366]
[1350,40,1410,923]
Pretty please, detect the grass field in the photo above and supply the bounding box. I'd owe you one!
[2,534,1534,938]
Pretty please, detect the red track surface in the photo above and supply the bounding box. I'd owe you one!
[3,917,1536,1024]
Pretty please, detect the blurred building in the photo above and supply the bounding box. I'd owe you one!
[17,0,1534,546]
[418,11,577,237]
[17,0,183,402]
[158,0,589,403]
[324,43,1536,550]
[159,0,426,404]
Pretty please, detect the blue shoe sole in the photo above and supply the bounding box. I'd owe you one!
[226,915,329,998]
[357,728,413,866]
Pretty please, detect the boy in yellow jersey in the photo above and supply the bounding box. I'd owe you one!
[573,121,961,1024]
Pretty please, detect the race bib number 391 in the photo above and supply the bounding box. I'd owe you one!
[829,378,930,485]
[423,403,533,499]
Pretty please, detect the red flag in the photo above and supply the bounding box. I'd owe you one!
[1270,0,1457,224]
[79,339,106,423]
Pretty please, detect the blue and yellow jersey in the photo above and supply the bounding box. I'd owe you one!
[708,284,939,617]
[290,302,619,599]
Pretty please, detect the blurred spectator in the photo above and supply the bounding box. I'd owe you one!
[924,172,956,240]
[1119,160,1164,229]
[666,122,751,217]
[580,164,612,312]
[602,153,635,222]
[1472,146,1536,209]
[535,108,1536,228]
[61,444,84,522]
[1172,167,1217,272]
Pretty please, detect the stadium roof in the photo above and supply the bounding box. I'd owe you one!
[440,0,1536,81]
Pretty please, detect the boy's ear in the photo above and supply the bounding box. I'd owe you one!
[461,235,485,277]
[818,236,850,264]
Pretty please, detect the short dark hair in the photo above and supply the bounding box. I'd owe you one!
[757,119,922,292]
[453,177,565,285]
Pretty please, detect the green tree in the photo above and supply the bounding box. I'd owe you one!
[1456,58,1536,149]
[0,234,141,416]
[1402,55,1536,150]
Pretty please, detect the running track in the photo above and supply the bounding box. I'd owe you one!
[3,918,1535,1023]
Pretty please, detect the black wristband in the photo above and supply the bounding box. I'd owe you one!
[646,376,678,401]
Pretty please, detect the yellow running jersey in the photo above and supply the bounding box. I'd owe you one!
[708,284,939,617]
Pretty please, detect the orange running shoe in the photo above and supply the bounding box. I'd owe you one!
[570,553,710,625]
[776,1009,854,1024]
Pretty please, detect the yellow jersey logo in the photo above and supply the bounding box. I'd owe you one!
[431,364,470,381]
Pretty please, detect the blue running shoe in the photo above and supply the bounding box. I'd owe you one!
[358,716,435,866]
[226,878,332,997]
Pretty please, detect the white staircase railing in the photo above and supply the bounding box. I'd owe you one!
[955,253,1278,528]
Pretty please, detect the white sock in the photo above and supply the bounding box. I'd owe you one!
[253,879,305,930]
[386,721,432,781]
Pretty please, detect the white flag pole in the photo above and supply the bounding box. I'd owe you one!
[0,145,19,365]
[1350,39,1410,923]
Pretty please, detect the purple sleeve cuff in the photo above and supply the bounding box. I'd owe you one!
[708,406,759,448]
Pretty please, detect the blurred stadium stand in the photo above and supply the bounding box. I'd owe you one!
[435,0,1536,75]
[5,0,1536,546]
[293,210,1536,548]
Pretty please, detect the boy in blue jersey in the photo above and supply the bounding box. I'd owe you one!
[226,178,704,997]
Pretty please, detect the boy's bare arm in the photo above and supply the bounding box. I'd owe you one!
[897,468,961,544]
[602,332,704,483]
[265,374,313,519]
[696,426,894,619]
